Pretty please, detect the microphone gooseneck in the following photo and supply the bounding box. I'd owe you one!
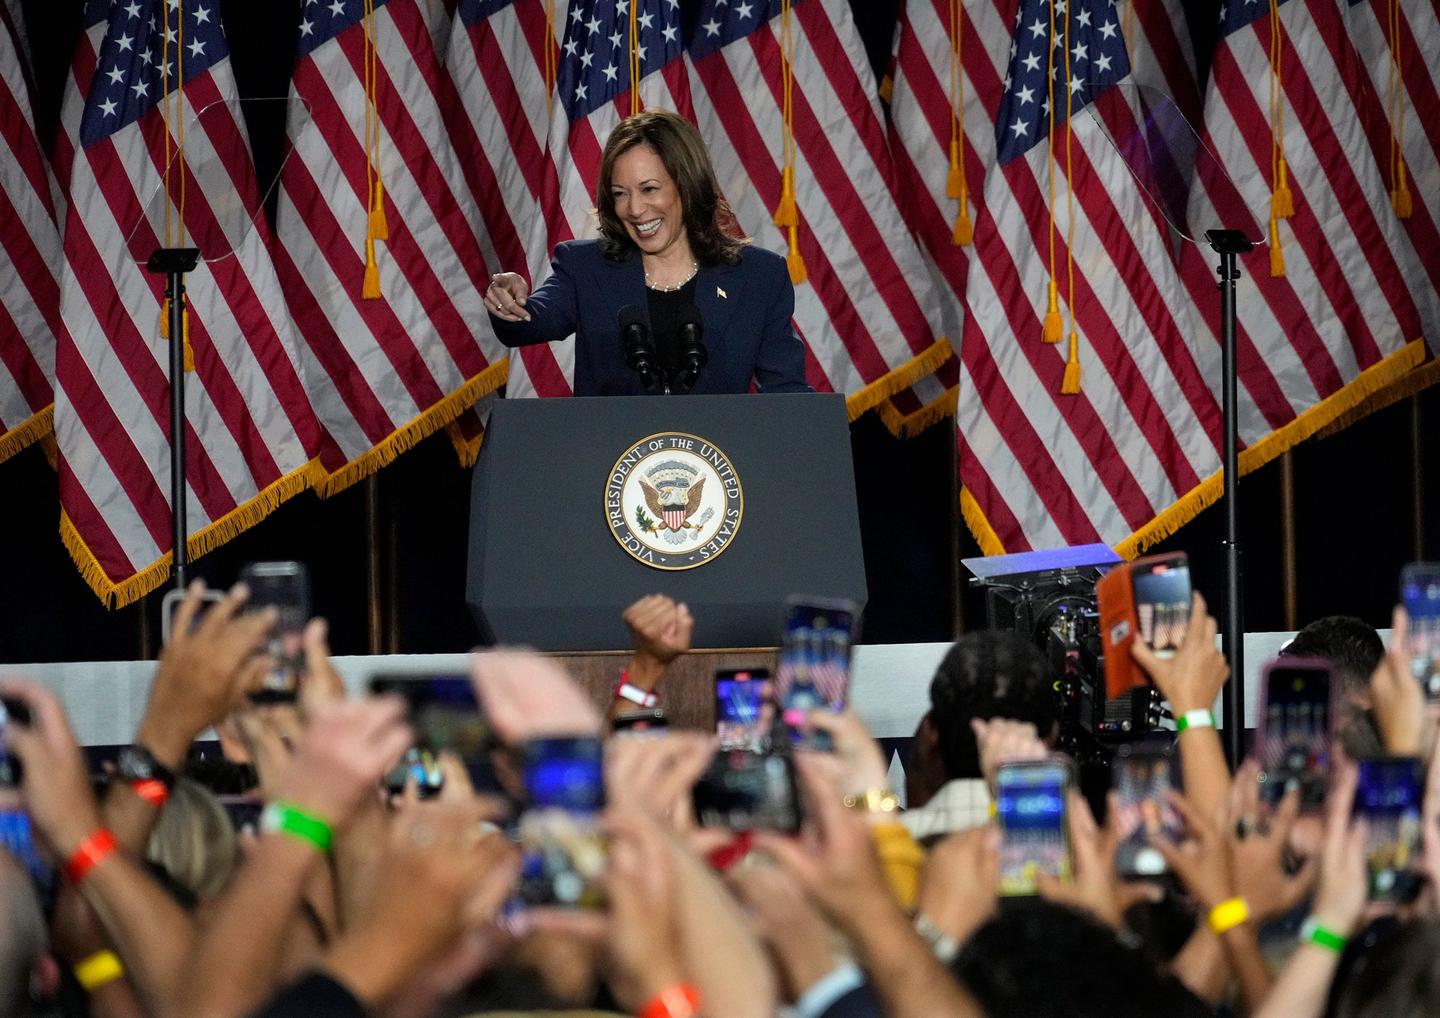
[673,306,708,394]
[618,305,660,394]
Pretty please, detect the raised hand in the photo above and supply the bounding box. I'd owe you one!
[1227,761,1318,923]
[624,594,694,666]
[972,718,1048,796]
[140,580,277,769]
[272,696,412,830]
[1036,791,1127,930]
[916,825,1001,946]
[0,679,104,858]
[1370,606,1425,756]
[1131,592,1229,715]
[470,649,601,744]
[805,709,890,796]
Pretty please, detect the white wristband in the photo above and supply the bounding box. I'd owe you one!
[615,682,658,709]
[1176,708,1215,732]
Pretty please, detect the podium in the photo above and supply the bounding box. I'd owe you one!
[466,394,867,650]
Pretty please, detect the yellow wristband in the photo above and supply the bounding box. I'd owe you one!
[1208,896,1250,935]
[75,949,124,992]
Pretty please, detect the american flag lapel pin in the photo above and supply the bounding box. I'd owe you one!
[717,286,727,299]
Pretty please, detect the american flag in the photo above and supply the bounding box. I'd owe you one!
[949,0,1228,553]
[1346,0,1439,347]
[273,0,510,493]
[0,0,59,461]
[55,0,320,605]
[686,0,952,411]
[1179,0,1433,458]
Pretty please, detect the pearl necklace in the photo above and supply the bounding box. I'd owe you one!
[644,261,699,292]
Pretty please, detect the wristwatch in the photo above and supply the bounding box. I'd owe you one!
[116,744,177,793]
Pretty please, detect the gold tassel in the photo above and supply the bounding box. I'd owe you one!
[368,178,389,241]
[1268,217,1286,278]
[952,199,973,247]
[946,139,964,198]
[785,224,807,285]
[1043,280,1063,343]
[1271,159,1295,219]
[159,297,171,340]
[773,167,798,228]
[362,238,382,299]
[181,311,194,372]
[1392,159,1413,219]
[1060,330,1081,394]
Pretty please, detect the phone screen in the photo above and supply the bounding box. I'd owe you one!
[1354,757,1424,901]
[1402,564,1440,703]
[240,562,310,701]
[996,760,1071,895]
[369,675,495,796]
[692,748,801,833]
[517,737,606,908]
[1131,556,1191,656]
[1257,661,1332,809]
[1112,744,1183,877]
[715,669,768,748]
[775,598,856,744]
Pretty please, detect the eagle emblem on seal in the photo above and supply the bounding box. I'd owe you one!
[638,462,707,534]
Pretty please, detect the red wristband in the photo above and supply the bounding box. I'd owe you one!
[639,984,701,1018]
[64,829,118,885]
[130,778,169,807]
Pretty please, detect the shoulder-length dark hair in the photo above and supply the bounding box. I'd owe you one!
[595,108,746,266]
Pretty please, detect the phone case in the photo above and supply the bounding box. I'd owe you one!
[1255,657,1334,811]
[1097,561,1142,701]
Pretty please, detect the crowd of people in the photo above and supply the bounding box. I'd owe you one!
[0,579,1437,1018]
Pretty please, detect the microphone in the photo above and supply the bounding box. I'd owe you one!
[618,305,659,394]
[672,306,708,394]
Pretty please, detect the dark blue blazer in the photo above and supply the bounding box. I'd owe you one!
[489,239,811,396]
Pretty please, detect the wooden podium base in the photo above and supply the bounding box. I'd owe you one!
[551,648,778,731]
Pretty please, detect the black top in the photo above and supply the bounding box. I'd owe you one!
[645,276,700,381]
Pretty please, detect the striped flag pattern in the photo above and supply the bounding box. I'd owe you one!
[685,0,952,412]
[54,0,319,605]
[0,0,60,461]
[892,0,1432,557]
[274,0,510,493]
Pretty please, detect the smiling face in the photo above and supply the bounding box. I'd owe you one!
[608,143,689,260]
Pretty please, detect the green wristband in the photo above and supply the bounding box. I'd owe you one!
[1175,709,1215,733]
[260,802,334,853]
[1300,918,1348,953]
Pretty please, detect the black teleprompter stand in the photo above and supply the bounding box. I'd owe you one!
[1207,228,1255,766]
[146,247,201,591]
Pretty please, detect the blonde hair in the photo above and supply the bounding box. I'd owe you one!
[146,776,238,900]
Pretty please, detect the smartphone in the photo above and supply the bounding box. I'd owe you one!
[1354,757,1424,901]
[1401,563,1440,703]
[239,562,310,702]
[1097,553,1192,701]
[160,586,227,646]
[775,597,857,745]
[0,697,30,788]
[692,748,802,834]
[369,674,496,796]
[516,737,606,908]
[1255,658,1333,810]
[996,759,1073,895]
[1112,741,1184,878]
[715,668,769,748]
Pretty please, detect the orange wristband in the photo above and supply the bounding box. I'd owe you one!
[639,983,701,1018]
[63,829,118,885]
[130,778,169,806]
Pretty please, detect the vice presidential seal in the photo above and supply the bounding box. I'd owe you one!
[605,432,743,570]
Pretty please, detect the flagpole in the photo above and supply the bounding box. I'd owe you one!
[1207,229,1253,767]
[147,247,201,591]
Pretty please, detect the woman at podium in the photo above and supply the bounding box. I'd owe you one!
[484,109,811,397]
